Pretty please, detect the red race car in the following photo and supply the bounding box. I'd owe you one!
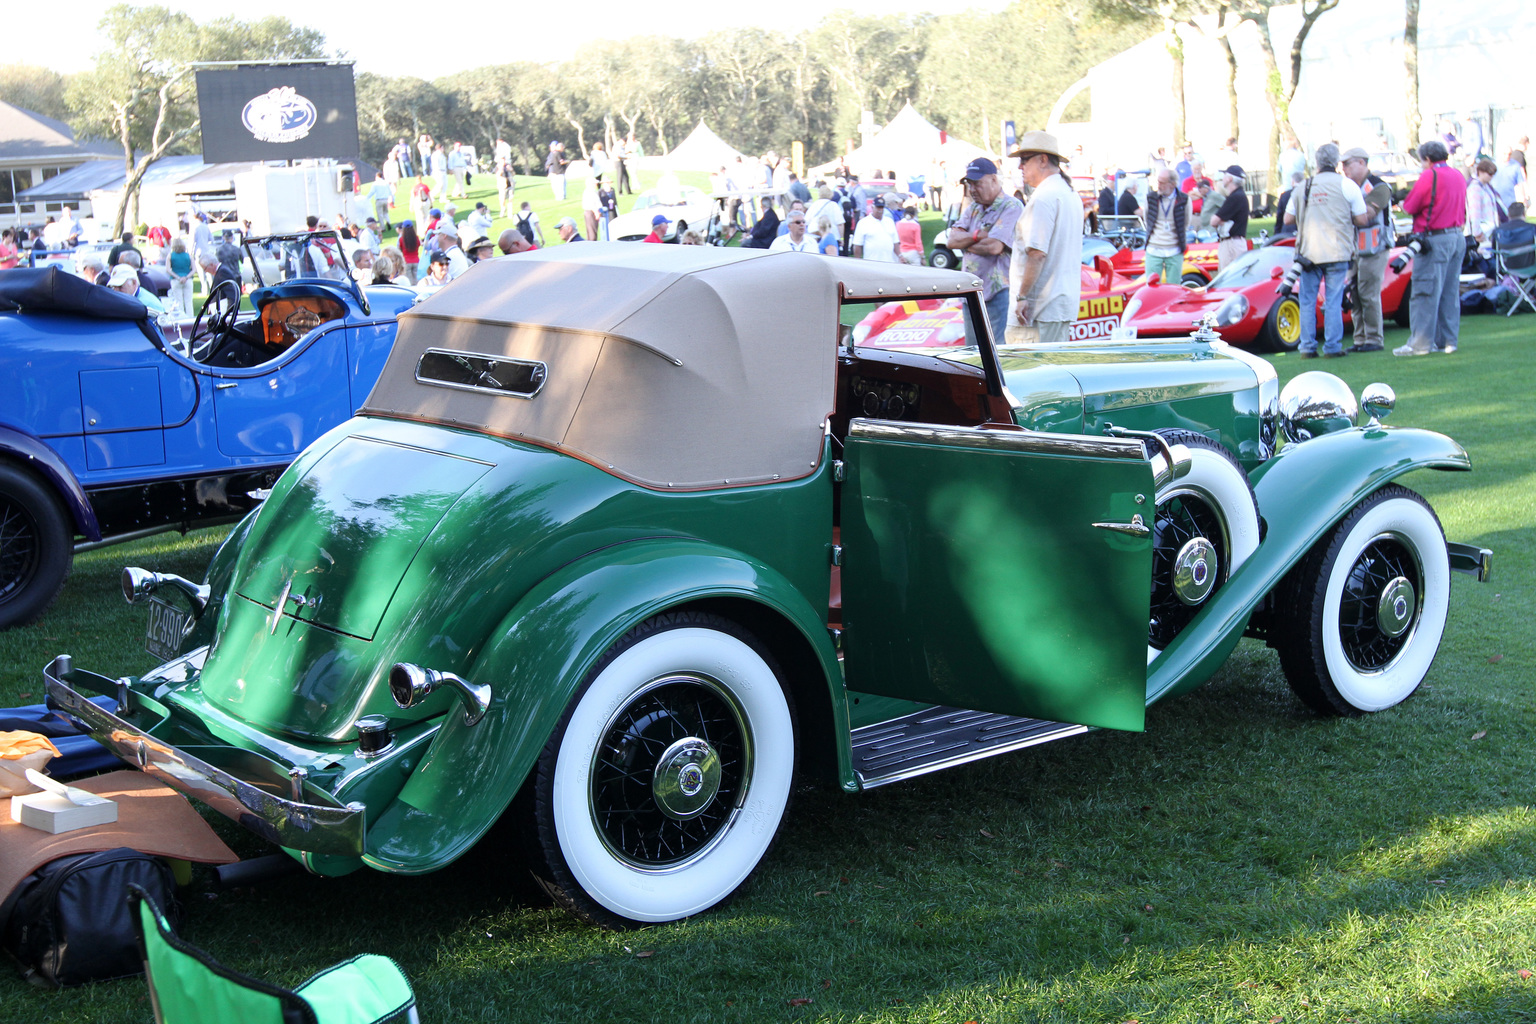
[852,256,1147,349]
[1119,237,1412,352]
[1110,238,1243,286]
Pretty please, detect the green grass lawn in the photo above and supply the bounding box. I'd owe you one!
[1,317,1533,1022]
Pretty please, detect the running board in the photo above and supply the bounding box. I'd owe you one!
[851,705,1087,789]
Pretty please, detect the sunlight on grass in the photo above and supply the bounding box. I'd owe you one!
[1,301,1532,1024]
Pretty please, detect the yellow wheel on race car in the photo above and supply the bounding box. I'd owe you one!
[1263,295,1303,353]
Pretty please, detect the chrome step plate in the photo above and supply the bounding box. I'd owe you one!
[851,705,1087,789]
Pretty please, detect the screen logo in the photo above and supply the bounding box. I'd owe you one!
[241,87,318,144]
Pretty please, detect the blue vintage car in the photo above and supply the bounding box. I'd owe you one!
[0,233,413,629]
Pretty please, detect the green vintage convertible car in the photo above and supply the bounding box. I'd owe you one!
[47,245,1491,928]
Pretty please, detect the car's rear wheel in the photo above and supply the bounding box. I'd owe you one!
[928,247,957,270]
[1262,295,1303,353]
[1274,486,1448,715]
[526,611,795,928]
[0,464,72,630]
[1147,431,1260,662]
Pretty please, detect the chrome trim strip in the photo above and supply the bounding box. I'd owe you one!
[848,419,1147,460]
[413,347,548,400]
[44,657,366,857]
[856,722,1088,789]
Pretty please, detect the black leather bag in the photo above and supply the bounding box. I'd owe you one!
[1,847,179,988]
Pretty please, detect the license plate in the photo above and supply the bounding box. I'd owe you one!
[144,596,191,662]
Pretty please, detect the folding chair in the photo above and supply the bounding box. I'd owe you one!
[129,886,419,1024]
[1492,222,1536,317]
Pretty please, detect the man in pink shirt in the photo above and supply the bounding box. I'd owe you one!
[1395,139,1469,356]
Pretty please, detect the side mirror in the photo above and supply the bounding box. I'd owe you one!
[1270,265,1285,280]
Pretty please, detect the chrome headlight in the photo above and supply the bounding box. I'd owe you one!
[1278,371,1358,444]
[1214,294,1249,327]
[1359,382,1396,427]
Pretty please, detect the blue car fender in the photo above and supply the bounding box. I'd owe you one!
[0,425,101,540]
[360,537,843,875]
[1147,425,1470,703]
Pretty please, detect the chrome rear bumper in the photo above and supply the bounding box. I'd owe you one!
[1447,542,1493,582]
[44,655,366,857]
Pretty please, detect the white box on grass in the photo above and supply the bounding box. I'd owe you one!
[10,789,118,834]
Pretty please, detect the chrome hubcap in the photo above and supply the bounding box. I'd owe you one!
[652,737,722,820]
[1376,575,1416,638]
[1172,537,1219,606]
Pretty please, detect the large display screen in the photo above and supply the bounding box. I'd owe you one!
[196,63,359,163]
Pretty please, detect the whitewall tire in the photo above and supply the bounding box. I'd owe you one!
[1277,485,1449,715]
[527,612,795,927]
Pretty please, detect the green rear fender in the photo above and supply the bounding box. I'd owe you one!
[1148,425,1470,703]
[361,538,843,874]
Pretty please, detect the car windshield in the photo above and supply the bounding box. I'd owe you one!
[841,297,979,355]
[242,232,354,287]
[1207,246,1292,290]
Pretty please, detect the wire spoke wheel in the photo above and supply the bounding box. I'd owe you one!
[1337,536,1421,672]
[0,465,72,629]
[528,613,795,927]
[0,494,42,603]
[1276,485,1449,716]
[1149,490,1226,649]
[1145,430,1260,659]
[590,675,749,868]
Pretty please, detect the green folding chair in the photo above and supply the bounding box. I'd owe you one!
[129,886,419,1024]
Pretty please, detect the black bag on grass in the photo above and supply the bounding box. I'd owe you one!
[1,847,179,987]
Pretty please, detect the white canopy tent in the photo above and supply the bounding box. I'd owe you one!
[812,104,989,183]
[652,121,748,171]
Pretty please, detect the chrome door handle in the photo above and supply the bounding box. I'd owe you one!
[215,382,238,390]
[1093,514,1150,538]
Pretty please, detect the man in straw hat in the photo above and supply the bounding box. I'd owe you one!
[1006,130,1082,344]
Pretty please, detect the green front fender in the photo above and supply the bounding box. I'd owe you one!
[1148,425,1470,703]
[361,538,843,874]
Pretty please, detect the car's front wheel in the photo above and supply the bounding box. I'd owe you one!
[928,247,957,270]
[1274,485,1449,715]
[1147,430,1260,661]
[0,464,72,630]
[526,612,796,927]
[1262,294,1303,352]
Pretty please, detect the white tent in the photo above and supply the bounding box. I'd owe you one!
[813,103,989,182]
[654,121,747,171]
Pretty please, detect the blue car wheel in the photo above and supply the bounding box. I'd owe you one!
[0,464,72,630]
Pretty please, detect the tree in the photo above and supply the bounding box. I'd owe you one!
[1404,0,1420,148]
[1233,0,1339,173]
[355,73,449,167]
[66,4,327,236]
[0,65,72,123]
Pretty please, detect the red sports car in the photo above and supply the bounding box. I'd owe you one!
[1119,238,1412,352]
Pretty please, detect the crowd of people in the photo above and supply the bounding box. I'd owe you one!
[7,109,1530,362]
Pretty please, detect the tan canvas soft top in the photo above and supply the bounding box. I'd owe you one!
[360,244,981,489]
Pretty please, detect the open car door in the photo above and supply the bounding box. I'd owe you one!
[840,419,1154,732]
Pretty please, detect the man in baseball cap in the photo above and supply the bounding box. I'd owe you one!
[644,214,669,244]
[1340,147,1394,352]
[1208,165,1250,271]
[948,156,1022,342]
[107,263,165,313]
